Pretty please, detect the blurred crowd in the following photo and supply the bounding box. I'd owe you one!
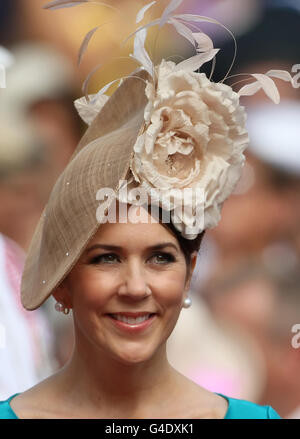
[0,0,299,419]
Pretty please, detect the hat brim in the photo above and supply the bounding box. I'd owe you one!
[21,68,150,310]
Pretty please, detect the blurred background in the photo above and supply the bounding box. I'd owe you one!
[0,0,299,418]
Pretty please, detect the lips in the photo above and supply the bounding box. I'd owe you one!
[107,312,156,325]
[105,312,157,333]
[107,312,156,318]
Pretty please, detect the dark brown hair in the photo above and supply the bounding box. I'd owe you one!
[163,220,205,277]
[146,205,205,277]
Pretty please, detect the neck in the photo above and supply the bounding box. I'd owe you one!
[56,330,180,417]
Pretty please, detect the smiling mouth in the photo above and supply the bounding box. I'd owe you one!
[108,313,156,325]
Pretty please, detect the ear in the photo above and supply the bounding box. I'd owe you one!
[52,279,72,308]
[184,251,198,292]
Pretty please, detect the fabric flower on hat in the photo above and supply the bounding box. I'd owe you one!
[122,59,249,238]
[50,0,297,238]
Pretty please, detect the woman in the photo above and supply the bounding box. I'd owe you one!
[0,203,281,419]
[0,0,293,418]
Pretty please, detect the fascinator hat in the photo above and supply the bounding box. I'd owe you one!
[20,0,297,310]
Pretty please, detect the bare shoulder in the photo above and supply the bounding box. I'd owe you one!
[10,390,46,419]
[208,391,229,419]
[190,386,229,419]
[173,372,229,419]
[10,375,65,419]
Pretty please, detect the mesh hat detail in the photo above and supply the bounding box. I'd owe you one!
[21,68,149,310]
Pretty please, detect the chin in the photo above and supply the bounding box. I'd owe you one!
[112,345,156,366]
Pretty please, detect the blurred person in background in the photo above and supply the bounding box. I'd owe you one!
[210,148,300,264]
[0,46,55,399]
[195,6,300,415]
[0,41,81,395]
[206,5,300,264]
[0,42,82,251]
[201,255,300,419]
[0,42,82,238]
[0,232,54,400]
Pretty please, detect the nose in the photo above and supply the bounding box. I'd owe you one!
[117,259,151,300]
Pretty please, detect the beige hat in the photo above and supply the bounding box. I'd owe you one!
[21,0,296,310]
[21,67,149,310]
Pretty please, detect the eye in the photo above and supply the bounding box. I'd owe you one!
[89,252,176,265]
[149,252,176,264]
[90,253,119,264]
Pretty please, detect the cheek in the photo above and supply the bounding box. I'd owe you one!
[153,270,186,307]
[68,269,114,310]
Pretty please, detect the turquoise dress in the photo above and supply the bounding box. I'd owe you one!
[0,392,281,419]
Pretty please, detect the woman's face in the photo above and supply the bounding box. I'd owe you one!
[54,204,197,366]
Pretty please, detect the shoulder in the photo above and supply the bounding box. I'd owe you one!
[0,394,20,419]
[2,374,62,419]
[7,383,62,419]
[217,393,282,419]
[3,372,80,419]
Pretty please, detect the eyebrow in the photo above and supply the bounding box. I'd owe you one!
[86,242,179,254]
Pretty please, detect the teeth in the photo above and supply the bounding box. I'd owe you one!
[112,314,151,325]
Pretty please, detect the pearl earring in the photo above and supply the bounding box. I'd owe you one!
[182,296,192,308]
[55,301,70,315]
